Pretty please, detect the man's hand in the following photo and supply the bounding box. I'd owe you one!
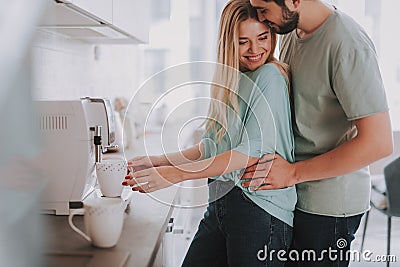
[240,154,297,190]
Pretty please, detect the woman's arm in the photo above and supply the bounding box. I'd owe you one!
[124,149,259,192]
[128,142,204,171]
[158,142,205,166]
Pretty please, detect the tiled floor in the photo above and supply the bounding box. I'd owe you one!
[169,206,400,267]
[350,208,400,266]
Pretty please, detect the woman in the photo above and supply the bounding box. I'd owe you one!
[123,0,295,266]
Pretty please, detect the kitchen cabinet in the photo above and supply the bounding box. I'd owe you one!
[40,0,150,43]
[62,0,113,24]
[113,0,150,43]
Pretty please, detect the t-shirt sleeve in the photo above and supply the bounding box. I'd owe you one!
[233,66,293,159]
[201,130,217,160]
[333,47,388,120]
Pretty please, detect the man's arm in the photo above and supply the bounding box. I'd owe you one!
[241,111,393,189]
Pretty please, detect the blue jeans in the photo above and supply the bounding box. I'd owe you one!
[181,180,292,267]
[285,209,363,267]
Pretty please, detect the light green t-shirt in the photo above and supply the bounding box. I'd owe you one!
[202,64,296,226]
[280,9,389,216]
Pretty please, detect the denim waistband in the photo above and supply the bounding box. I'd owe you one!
[208,179,236,203]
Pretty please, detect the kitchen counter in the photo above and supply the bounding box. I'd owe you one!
[43,186,179,267]
[43,131,182,267]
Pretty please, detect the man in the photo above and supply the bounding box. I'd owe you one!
[241,0,393,266]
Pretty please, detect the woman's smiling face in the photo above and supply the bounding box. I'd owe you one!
[238,18,271,72]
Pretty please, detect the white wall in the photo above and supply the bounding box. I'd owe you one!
[31,29,142,103]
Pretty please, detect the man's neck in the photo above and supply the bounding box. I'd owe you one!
[296,0,334,39]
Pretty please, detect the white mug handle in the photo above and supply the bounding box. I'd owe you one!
[68,209,91,242]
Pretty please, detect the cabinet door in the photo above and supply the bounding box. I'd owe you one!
[69,0,113,24]
[113,0,150,43]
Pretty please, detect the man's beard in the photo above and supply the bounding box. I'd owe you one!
[274,5,299,34]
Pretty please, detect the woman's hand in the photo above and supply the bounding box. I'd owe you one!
[123,166,183,193]
[127,155,164,173]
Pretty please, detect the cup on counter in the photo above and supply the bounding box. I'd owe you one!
[96,159,127,197]
[68,197,126,248]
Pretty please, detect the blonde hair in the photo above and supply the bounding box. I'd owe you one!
[205,0,291,141]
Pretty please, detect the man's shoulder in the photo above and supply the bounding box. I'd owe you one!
[281,10,375,51]
[329,9,375,51]
[280,31,296,48]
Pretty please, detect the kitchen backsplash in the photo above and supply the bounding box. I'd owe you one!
[30,29,146,145]
[31,29,142,103]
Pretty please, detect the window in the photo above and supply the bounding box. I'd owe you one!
[151,0,171,23]
[144,49,168,92]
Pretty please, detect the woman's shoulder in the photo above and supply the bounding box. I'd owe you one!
[246,63,286,82]
[263,62,281,71]
[245,63,287,89]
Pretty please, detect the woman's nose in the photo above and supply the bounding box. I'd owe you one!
[249,42,259,53]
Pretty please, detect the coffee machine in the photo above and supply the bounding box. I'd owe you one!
[36,97,118,215]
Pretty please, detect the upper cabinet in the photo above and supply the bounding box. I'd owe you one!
[113,0,150,43]
[63,0,113,24]
[39,0,150,44]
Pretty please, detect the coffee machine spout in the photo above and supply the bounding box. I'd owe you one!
[90,125,102,163]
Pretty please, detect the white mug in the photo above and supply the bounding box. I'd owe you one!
[96,159,127,197]
[68,197,126,248]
